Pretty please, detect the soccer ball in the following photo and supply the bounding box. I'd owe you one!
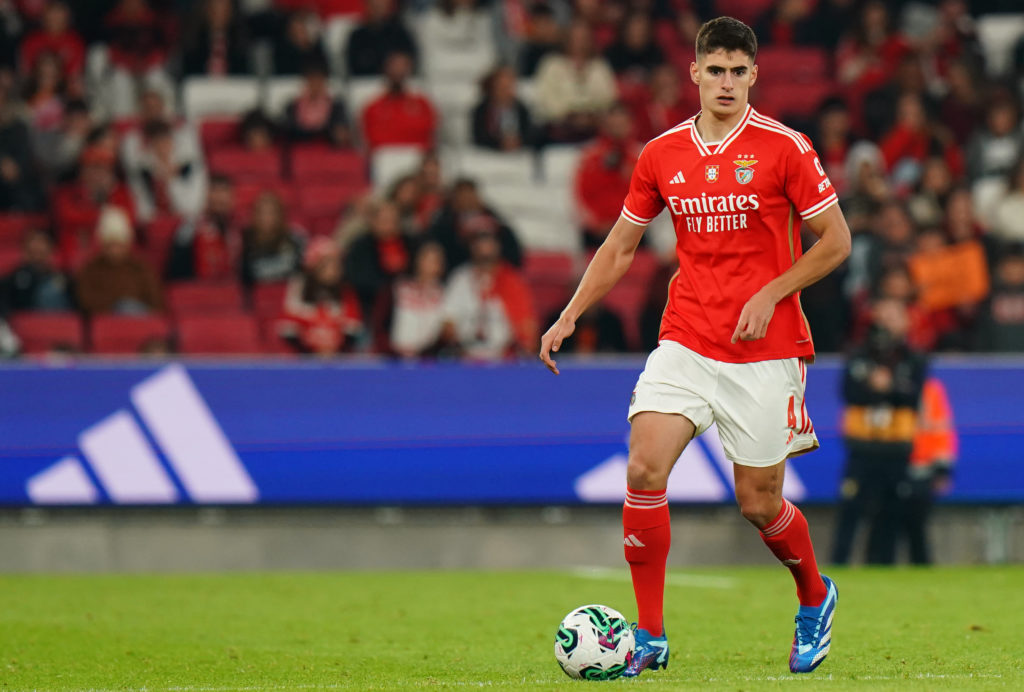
[553,604,635,680]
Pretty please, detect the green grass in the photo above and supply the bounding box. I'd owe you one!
[1,567,1022,690]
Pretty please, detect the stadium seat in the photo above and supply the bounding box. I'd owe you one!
[177,312,264,354]
[322,15,358,76]
[540,145,585,185]
[263,76,345,118]
[426,80,479,148]
[754,47,829,87]
[524,251,577,321]
[199,117,240,152]
[976,13,1024,77]
[90,314,172,354]
[10,312,85,354]
[144,215,181,275]
[370,146,425,191]
[0,246,21,273]
[713,0,774,25]
[208,147,283,183]
[0,213,48,246]
[183,77,261,119]
[757,82,837,122]
[290,145,367,185]
[456,148,534,185]
[167,281,245,316]
[250,281,288,319]
[296,182,364,232]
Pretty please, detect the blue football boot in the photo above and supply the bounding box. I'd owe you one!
[621,625,669,678]
[789,574,838,673]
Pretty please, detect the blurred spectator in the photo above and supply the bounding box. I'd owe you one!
[384,240,449,358]
[75,205,163,315]
[0,229,72,312]
[965,94,1022,184]
[441,227,536,360]
[388,174,430,235]
[470,65,533,152]
[0,85,46,211]
[361,51,436,151]
[123,120,207,223]
[640,258,678,352]
[239,191,304,287]
[103,0,172,116]
[345,0,417,77]
[239,109,279,152]
[33,98,90,182]
[907,156,954,230]
[279,236,363,355]
[53,143,135,268]
[414,150,444,224]
[939,60,982,146]
[181,0,249,77]
[283,58,351,147]
[810,98,855,198]
[754,0,815,46]
[978,247,1024,351]
[833,296,927,565]
[603,12,664,81]
[835,1,910,135]
[571,0,618,50]
[903,376,957,564]
[517,2,561,78]
[344,198,414,316]
[629,64,693,143]
[0,315,18,357]
[165,175,239,281]
[0,3,20,75]
[916,0,980,82]
[574,103,641,247]
[991,159,1024,244]
[419,0,496,72]
[878,93,962,192]
[273,10,327,76]
[428,177,522,271]
[548,303,626,354]
[18,1,84,80]
[22,51,65,133]
[534,20,616,144]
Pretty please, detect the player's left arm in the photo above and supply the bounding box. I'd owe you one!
[731,203,851,343]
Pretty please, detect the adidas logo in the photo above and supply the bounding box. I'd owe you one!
[668,171,686,184]
[26,364,258,505]
[783,558,803,566]
[624,534,646,547]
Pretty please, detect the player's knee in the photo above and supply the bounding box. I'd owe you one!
[626,452,670,490]
[735,490,779,528]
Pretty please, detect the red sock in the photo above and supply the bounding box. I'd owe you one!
[760,499,828,606]
[623,487,671,636]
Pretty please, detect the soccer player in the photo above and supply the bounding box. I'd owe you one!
[539,17,849,676]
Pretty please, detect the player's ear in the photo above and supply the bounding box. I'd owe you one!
[689,61,700,86]
[749,62,758,88]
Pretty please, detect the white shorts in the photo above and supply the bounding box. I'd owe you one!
[628,340,819,467]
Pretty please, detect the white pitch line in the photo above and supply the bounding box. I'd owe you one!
[571,566,738,589]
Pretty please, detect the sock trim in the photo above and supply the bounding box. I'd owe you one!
[761,499,795,537]
[625,488,668,509]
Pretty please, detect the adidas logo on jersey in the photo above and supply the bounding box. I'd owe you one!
[668,171,686,184]
[25,364,258,505]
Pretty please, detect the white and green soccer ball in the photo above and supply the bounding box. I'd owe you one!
[553,604,635,680]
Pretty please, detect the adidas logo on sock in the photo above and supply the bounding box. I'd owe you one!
[624,534,647,547]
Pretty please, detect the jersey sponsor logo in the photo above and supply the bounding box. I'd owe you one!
[667,192,760,216]
[669,170,686,184]
[705,165,719,183]
[733,159,758,185]
[25,365,259,505]
[817,178,832,193]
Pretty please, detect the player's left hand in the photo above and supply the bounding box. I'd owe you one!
[731,289,777,343]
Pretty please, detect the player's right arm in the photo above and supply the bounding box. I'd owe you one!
[538,215,647,374]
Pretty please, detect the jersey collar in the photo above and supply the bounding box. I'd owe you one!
[689,104,753,157]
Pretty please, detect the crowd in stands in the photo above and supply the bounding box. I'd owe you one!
[0,0,1022,359]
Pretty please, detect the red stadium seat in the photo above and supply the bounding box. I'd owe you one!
[0,246,21,273]
[234,181,297,219]
[208,147,283,183]
[0,213,47,247]
[10,312,85,354]
[290,145,368,185]
[143,215,181,274]
[296,182,366,234]
[754,47,829,87]
[523,252,576,321]
[90,314,172,354]
[199,117,240,152]
[250,281,288,320]
[167,281,245,315]
[756,82,838,122]
[176,312,264,354]
[714,0,775,25]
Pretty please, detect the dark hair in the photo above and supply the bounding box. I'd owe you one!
[695,16,757,60]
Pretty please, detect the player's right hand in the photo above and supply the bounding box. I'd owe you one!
[539,316,576,375]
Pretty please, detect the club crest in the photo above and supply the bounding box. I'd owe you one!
[705,165,719,183]
[733,159,758,185]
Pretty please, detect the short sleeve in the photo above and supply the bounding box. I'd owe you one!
[785,138,839,220]
[620,145,665,226]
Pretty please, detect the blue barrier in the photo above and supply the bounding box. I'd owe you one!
[0,357,1020,505]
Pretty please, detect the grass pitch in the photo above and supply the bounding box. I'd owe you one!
[1,566,1021,691]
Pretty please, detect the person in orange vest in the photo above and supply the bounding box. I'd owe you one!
[902,377,957,564]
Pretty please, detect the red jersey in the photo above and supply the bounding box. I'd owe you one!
[621,105,838,363]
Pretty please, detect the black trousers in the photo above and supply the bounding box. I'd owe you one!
[832,455,910,565]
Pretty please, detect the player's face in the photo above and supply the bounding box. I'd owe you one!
[690,49,756,119]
